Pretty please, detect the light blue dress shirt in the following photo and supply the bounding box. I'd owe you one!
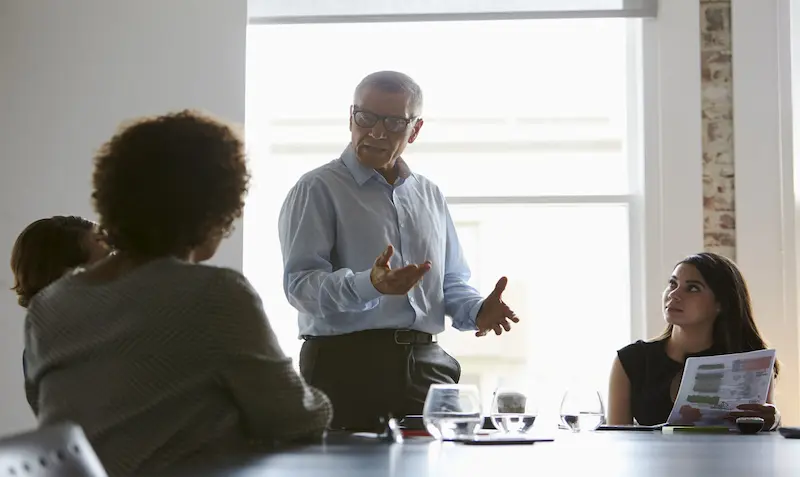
[278,144,484,338]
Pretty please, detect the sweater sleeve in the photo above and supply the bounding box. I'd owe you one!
[206,269,333,442]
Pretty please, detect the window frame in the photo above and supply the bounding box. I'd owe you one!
[637,2,704,340]
[247,0,660,24]
[243,1,704,344]
[444,18,643,346]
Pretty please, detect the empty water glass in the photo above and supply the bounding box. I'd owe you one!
[491,385,538,434]
[422,384,482,440]
[560,387,606,432]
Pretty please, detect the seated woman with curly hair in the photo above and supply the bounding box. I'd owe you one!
[22,110,332,476]
[11,215,110,416]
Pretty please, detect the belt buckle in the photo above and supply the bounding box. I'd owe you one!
[393,330,413,345]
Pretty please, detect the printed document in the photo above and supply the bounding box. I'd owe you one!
[666,349,776,427]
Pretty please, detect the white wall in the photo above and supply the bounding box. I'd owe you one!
[639,0,705,340]
[732,0,799,425]
[794,1,800,425]
[0,0,247,434]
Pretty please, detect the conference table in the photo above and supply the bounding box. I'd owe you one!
[180,428,800,476]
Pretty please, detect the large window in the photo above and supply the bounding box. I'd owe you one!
[245,18,641,417]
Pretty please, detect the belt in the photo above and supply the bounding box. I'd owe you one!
[302,329,437,345]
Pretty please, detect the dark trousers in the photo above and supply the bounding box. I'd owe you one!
[299,330,461,431]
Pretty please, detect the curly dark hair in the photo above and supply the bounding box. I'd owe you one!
[10,216,97,308]
[92,110,249,257]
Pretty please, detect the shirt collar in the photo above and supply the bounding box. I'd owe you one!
[341,143,417,186]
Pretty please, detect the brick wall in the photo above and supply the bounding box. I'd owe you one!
[700,0,736,259]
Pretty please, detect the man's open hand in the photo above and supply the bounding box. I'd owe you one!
[475,277,520,337]
[370,245,431,295]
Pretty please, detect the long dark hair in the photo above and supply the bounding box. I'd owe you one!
[658,252,779,377]
[10,216,96,308]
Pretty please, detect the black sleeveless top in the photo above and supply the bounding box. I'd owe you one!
[617,339,725,426]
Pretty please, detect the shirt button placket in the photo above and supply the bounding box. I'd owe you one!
[394,189,415,312]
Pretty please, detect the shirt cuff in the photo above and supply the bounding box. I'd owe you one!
[466,299,485,331]
[353,270,383,303]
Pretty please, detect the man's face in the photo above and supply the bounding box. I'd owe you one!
[350,86,424,170]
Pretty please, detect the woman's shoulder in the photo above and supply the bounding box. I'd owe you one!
[149,260,260,303]
[617,338,666,356]
[164,262,263,310]
[616,338,668,376]
[33,258,255,310]
[191,263,258,296]
[617,339,664,386]
[167,260,248,283]
[76,257,248,284]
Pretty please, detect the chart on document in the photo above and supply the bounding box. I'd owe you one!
[666,349,776,427]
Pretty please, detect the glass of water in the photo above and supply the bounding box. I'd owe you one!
[422,384,482,440]
[490,385,538,434]
[559,387,606,432]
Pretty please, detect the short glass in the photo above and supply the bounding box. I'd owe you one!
[490,384,539,434]
[422,384,482,440]
[559,387,606,432]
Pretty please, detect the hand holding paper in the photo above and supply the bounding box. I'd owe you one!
[666,349,777,429]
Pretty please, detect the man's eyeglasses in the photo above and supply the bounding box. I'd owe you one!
[352,108,416,134]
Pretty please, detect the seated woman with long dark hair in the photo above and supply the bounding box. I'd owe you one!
[23,110,332,476]
[11,216,109,308]
[11,215,110,416]
[607,252,780,429]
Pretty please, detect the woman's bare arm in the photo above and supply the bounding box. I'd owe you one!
[607,357,633,425]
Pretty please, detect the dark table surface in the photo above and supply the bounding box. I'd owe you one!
[179,429,800,476]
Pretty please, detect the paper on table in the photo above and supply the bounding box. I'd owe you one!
[666,349,776,428]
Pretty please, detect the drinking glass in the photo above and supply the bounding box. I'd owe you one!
[490,385,538,434]
[559,387,606,432]
[422,384,482,440]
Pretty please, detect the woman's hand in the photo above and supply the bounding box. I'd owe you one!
[726,403,778,430]
[677,405,703,425]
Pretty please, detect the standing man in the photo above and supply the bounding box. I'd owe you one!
[278,71,518,430]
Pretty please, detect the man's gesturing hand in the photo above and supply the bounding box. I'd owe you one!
[370,245,431,295]
[475,277,520,337]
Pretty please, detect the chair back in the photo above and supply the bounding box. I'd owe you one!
[0,422,106,477]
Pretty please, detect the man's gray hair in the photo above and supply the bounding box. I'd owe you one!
[353,71,423,116]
